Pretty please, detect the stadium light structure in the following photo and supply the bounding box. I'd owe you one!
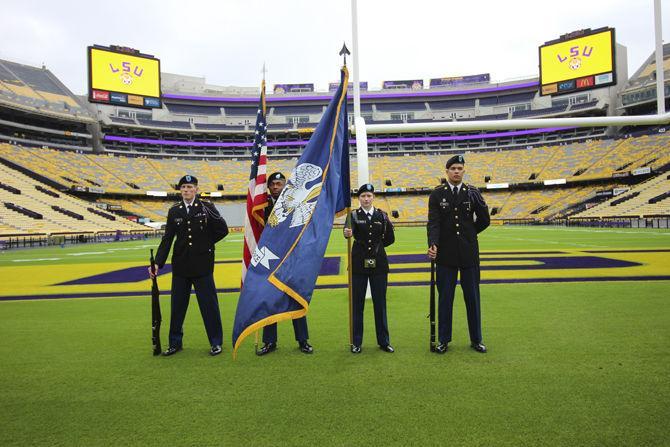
[350,0,669,164]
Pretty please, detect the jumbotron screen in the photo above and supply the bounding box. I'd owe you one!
[88,45,161,108]
[539,28,616,96]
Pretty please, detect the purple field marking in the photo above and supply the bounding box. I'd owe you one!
[56,257,340,286]
[2,275,670,301]
[162,81,539,103]
[389,256,641,273]
[583,249,670,253]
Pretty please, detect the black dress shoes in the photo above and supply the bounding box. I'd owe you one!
[471,342,487,353]
[256,342,277,356]
[162,346,182,356]
[380,345,395,353]
[434,343,448,354]
[351,345,362,354]
[210,345,222,356]
[299,341,313,354]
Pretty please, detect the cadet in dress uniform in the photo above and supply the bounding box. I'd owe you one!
[149,175,229,356]
[257,172,313,356]
[427,155,490,354]
[343,184,396,354]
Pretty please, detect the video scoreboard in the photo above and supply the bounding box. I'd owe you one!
[88,45,161,109]
[539,28,616,96]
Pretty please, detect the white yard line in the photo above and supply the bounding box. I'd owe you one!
[67,252,107,256]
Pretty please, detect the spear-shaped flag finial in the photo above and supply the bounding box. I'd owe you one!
[339,42,351,66]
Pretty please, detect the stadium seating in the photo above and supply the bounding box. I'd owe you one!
[1,126,668,228]
[0,163,148,235]
[4,130,669,196]
[572,173,670,218]
[0,59,91,118]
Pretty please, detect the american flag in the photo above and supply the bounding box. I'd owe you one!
[241,81,268,284]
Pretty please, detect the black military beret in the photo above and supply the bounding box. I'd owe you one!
[267,172,286,186]
[446,154,465,168]
[357,183,374,195]
[178,175,198,187]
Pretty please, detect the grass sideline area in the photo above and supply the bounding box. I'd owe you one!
[1,226,669,446]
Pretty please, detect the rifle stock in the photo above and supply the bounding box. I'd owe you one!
[150,249,162,356]
[429,259,436,352]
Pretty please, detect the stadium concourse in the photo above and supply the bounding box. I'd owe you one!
[0,45,669,244]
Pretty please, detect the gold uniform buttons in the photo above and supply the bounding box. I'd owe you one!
[189,242,193,246]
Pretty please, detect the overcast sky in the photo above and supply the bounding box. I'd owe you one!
[0,0,667,94]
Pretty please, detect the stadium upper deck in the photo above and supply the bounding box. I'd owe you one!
[0,43,643,157]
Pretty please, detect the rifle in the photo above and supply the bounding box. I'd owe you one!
[345,208,353,347]
[429,259,436,352]
[150,249,162,356]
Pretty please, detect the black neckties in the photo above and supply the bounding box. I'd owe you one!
[453,186,458,196]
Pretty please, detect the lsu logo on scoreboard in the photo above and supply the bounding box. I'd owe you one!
[108,61,144,86]
[556,45,593,71]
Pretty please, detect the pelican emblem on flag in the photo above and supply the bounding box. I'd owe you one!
[268,163,323,228]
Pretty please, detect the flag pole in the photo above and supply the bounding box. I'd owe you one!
[345,210,353,346]
[253,65,268,355]
[339,44,354,347]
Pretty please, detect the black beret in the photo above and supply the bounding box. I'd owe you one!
[357,183,374,195]
[446,154,465,168]
[178,175,198,187]
[267,172,286,186]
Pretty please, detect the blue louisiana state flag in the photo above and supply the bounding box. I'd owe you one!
[232,66,351,354]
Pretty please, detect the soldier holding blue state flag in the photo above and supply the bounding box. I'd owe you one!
[232,65,350,356]
[344,183,395,354]
[256,171,313,356]
[427,155,490,354]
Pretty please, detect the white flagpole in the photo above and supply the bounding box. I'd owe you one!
[351,0,369,185]
[654,0,665,115]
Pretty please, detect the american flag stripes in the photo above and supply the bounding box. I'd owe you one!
[241,81,268,284]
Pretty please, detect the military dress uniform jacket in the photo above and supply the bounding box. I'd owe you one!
[427,184,490,268]
[350,208,395,275]
[264,196,277,223]
[155,198,229,278]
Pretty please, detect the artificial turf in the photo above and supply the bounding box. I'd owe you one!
[0,226,668,446]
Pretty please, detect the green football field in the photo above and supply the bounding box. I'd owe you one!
[1,226,669,446]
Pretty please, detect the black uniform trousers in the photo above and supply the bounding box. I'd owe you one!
[435,264,482,344]
[168,273,223,348]
[262,317,308,344]
[351,272,390,347]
